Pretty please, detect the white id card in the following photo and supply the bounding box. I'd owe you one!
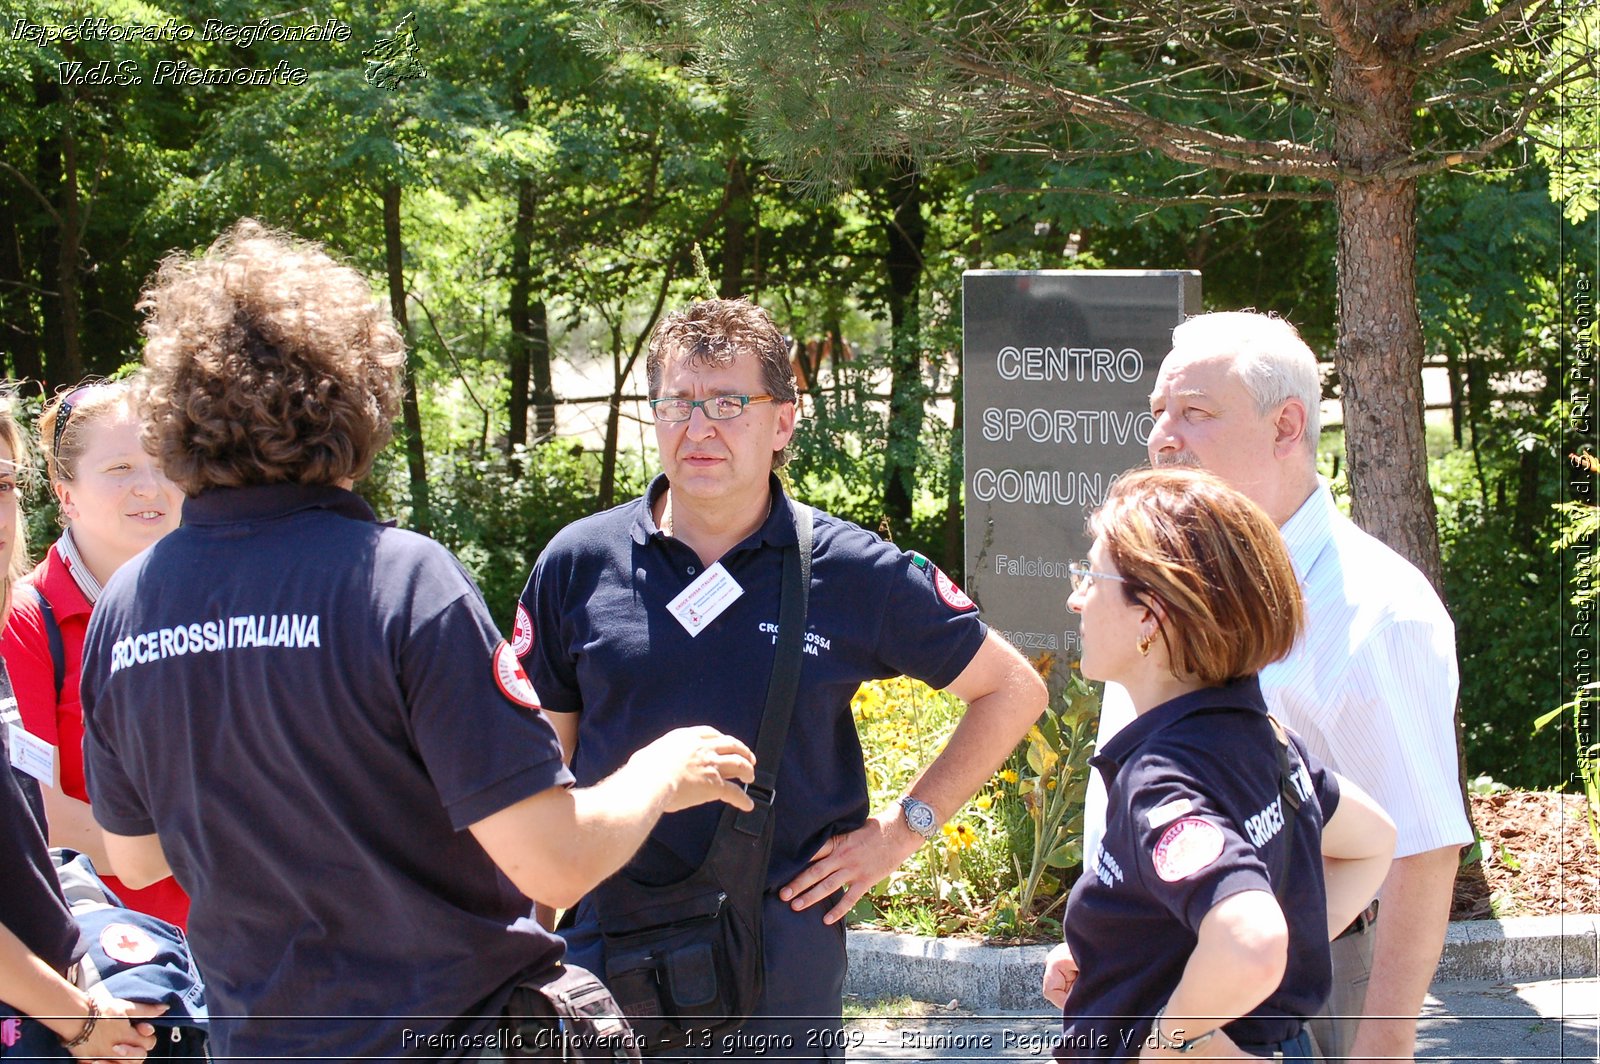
[666,562,744,637]
[7,722,54,785]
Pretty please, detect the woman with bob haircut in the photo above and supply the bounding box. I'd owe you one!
[1,378,187,927]
[1041,468,1395,1062]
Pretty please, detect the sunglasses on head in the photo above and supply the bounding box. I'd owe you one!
[52,385,97,460]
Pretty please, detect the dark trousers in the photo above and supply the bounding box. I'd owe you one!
[562,892,848,1063]
[1238,1028,1320,1062]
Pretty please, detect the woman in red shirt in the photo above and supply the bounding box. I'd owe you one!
[1,380,187,927]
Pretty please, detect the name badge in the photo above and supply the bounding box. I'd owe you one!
[7,723,55,785]
[666,563,744,637]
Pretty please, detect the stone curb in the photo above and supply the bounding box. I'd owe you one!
[845,915,1600,1010]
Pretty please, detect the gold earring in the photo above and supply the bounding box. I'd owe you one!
[1137,633,1153,656]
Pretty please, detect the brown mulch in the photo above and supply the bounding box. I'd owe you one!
[1449,790,1600,920]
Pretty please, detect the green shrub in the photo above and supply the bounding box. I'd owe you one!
[1435,441,1567,787]
[430,444,644,631]
[847,660,1092,941]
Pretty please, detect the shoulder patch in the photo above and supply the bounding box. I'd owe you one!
[908,551,931,570]
[492,640,542,710]
[511,602,535,658]
[1151,817,1225,882]
[933,567,976,612]
[100,922,158,964]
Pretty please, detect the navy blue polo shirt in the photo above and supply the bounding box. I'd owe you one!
[520,475,986,889]
[80,483,572,1063]
[1058,677,1339,1061]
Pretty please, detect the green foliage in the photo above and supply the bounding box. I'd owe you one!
[1530,6,1600,224]
[1436,440,1567,788]
[1537,453,1600,844]
[847,662,1093,941]
[1007,666,1096,930]
[362,440,637,631]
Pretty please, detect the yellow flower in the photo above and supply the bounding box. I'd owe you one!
[1046,778,1058,790]
[944,822,977,849]
[974,793,993,810]
[998,769,1019,784]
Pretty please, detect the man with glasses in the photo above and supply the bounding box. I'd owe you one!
[516,297,1045,1058]
[1081,311,1469,1064]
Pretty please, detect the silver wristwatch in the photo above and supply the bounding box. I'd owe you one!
[899,796,939,840]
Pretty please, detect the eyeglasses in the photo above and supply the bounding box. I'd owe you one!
[649,394,775,423]
[52,385,95,459]
[1067,561,1128,595]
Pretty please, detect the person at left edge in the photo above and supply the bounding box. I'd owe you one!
[0,379,188,928]
[77,220,757,1062]
[518,297,1047,1056]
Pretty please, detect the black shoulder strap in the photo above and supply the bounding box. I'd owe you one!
[731,501,812,839]
[1268,715,1304,903]
[21,584,66,701]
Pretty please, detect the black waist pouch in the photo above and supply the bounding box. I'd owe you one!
[495,963,642,1061]
[592,802,772,1054]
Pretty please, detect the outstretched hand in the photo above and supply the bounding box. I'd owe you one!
[778,811,921,925]
[633,726,757,813]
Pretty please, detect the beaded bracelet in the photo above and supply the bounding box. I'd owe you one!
[60,997,101,1049]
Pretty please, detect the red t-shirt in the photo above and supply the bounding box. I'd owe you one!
[1,542,190,928]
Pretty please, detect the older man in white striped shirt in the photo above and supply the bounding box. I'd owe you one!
[1083,311,1471,1064]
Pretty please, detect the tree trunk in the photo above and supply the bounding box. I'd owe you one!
[34,78,66,391]
[0,198,43,383]
[1330,26,1440,591]
[55,123,84,387]
[382,180,431,535]
[882,156,926,540]
[529,299,555,442]
[1445,345,1463,448]
[599,324,624,510]
[507,176,535,461]
[719,157,751,298]
[942,361,965,579]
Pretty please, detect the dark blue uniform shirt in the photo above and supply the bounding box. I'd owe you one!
[519,475,987,1039]
[1059,677,1340,1061]
[80,484,573,1063]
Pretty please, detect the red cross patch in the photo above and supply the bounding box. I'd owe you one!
[100,922,159,964]
[511,602,535,658]
[493,641,542,710]
[1152,817,1225,882]
[933,567,976,612]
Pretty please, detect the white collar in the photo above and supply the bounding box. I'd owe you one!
[56,527,103,605]
[1277,479,1338,584]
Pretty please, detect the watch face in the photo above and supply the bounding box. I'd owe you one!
[904,800,936,834]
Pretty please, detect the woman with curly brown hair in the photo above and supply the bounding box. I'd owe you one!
[1,379,187,927]
[77,219,755,1061]
[1041,468,1396,1062]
